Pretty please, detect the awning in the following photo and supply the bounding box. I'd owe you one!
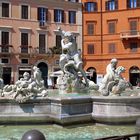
[130,69,140,73]
[19,68,31,71]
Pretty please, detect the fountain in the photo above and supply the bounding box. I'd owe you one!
[0,28,139,139]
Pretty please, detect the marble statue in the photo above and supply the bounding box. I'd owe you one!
[99,59,133,96]
[57,27,98,92]
[2,66,48,103]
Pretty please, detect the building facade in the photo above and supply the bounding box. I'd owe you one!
[82,0,140,85]
[0,0,82,86]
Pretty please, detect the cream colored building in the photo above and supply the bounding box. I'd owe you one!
[0,0,82,87]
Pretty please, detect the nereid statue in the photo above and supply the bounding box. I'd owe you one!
[99,58,133,96]
[2,66,47,103]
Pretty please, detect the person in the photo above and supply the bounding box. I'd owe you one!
[58,27,89,87]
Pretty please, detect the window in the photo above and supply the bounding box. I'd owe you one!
[108,43,116,53]
[56,35,62,48]
[85,2,97,12]
[1,32,9,45]
[69,11,76,24]
[21,33,28,53]
[87,44,94,54]
[127,0,140,8]
[54,9,64,23]
[38,7,48,26]
[21,59,28,64]
[39,34,46,54]
[130,42,138,52]
[1,32,9,52]
[87,22,94,35]
[21,5,28,19]
[130,20,137,35]
[1,58,9,63]
[108,21,116,34]
[105,0,118,11]
[2,3,9,17]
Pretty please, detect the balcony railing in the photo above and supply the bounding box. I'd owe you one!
[0,44,13,53]
[120,30,140,39]
[39,21,47,29]
[20,45,29,53]
[31,47,53,58]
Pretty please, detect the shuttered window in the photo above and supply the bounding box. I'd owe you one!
[85,2,97,12]
[2,32,9,45]
[87,44,94,54]
[105,0,118,11]
[130,20,137,35]
[108,43,116,53]
[87,23,94,35]
[127,0,140,8]
[54,9,64,23]
[21,5,28,19]
[69,11,76,24]
[39,34,46,54]
[37,7,48,22]
[2,3,9,17]
[108,22,116,34]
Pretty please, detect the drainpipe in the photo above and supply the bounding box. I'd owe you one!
[100,0,103,54]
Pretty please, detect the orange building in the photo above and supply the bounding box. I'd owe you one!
[0,0,82,86]
[82,0,140,85]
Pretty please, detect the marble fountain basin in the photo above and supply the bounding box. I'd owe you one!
[0,89,140,125]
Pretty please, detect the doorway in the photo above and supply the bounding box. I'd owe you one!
[2,67,11,85]
[37,62,48,88]
[87,67,97,83]
[129,66,140,86]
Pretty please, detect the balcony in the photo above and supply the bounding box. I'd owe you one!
[19,45,32,58]
[120,30,140,39]
[0,45,13,57]
[31,47,53,58]
[39,21,47,29]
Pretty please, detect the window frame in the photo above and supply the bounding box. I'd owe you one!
[68,11,76,24]
[39,34,46,54]
[87,21,96,35]
[21,5,28,19]
[105,0,118,11]
[84,2,97,12]
[20,3,30,19]
[54,9,64,23]
[129,19,138,35]
[87,44,94,54]
[127,0,140,8]
[37,6,48,25]
[108,43,116,53]
[1,2,11,18]
[108,20,117,34]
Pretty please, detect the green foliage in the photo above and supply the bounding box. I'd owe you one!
[49,46,62,54]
